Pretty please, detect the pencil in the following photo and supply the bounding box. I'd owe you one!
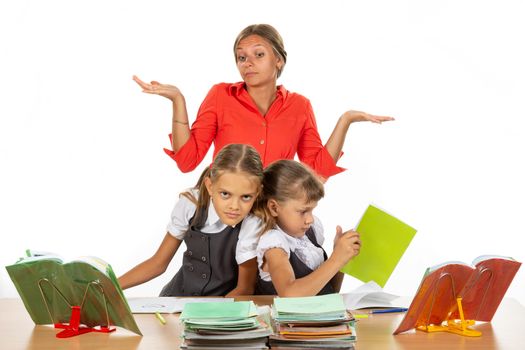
[369,308,408,314]
[155,312,167,325]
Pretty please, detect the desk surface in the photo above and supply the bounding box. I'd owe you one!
[2,297,525,350]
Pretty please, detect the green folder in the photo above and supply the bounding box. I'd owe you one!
[180,301,257,320]
[274,293,346,315]
[340,205,417,287]
[5,252,142,335]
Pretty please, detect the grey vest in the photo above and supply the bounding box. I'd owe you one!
[255,227,335,295]
[159,216,241,296]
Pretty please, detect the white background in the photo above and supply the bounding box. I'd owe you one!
[1,1,524,306]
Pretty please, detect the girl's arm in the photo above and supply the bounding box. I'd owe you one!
[133,75,190,152]
[118,233,182,290]
[225,258,258,296]
[265,248,342,297]
[266,228,360,297]
[324,111,395,162]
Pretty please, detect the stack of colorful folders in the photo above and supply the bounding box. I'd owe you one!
[270,294,356,349]
[179,301,273,349]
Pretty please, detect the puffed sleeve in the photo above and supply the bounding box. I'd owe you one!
[257,229,290,264]
[166,189,198,240]
[235,215,263,264]
[297,100,346,179]
[164,85,219,172]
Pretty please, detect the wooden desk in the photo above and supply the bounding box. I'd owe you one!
[2,297,524,349]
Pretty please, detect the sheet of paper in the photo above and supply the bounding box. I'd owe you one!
[342,281,406,309]
[273,293,346,319]
[127,297,233,313]
[340,205,417,287]
[180,301,256,320]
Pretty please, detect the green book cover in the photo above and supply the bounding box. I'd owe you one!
[274,293,346,315]
[5,252,142,335]
[340,205,417,287]
[180,301,256,320]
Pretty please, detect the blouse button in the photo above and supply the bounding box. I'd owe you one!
[201,256,207,262]
[262,122,267,127]
[201,274,207,279]
[260,139,265,145]
[188,266,194,271]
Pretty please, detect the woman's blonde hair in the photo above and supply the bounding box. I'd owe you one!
[254,160,324,235]
[233,24,287,78]
[182,144,263,229]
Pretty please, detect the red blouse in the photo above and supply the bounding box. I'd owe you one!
[164,82,345,179]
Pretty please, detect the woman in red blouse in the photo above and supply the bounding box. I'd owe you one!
[133,24,394,180]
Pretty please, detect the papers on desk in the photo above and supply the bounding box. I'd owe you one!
[343,281,408,310]
[180,301,272,349]
[270,294,356,349]
[127,297,233,313]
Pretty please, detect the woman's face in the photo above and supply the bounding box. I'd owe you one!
[235,35,282,88]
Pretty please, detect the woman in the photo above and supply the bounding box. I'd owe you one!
[134,24,393,179]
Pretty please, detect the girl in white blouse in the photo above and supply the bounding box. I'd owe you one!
[254,160,361,296]
[119,144,263,296]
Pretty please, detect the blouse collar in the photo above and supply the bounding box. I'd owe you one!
[228,82,287,99]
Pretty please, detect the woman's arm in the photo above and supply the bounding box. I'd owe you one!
[134,75,218,172]
[118,233,182,290]
[133,75,190,152]
[324,110,395,162]
[225,258,258,296]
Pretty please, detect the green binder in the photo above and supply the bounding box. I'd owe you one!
[340,205,417,287]
[5,252,142,336]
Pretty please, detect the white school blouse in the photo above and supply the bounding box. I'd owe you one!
[166,188,261,264]
[256,217,326,282]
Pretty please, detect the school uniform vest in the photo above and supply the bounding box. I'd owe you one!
[255,227,335,295]
[159,211,241,296]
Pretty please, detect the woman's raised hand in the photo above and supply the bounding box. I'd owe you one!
[133,75,183,101]
[343,110,395,124]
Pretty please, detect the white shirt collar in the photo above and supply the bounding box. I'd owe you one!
[206,201,222,227]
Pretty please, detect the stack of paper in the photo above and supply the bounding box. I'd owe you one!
[270,294,356,349]
[179,301,272,349]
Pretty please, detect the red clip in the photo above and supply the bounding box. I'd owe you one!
[54,305,116,338]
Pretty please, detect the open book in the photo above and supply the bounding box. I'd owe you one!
[394,255,521,335]
[5,250,141,336]
[342,281,406,310]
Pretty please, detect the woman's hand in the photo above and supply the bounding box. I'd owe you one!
[343,110,395,124]
[332,225,361,265]
[133,75,183,102]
